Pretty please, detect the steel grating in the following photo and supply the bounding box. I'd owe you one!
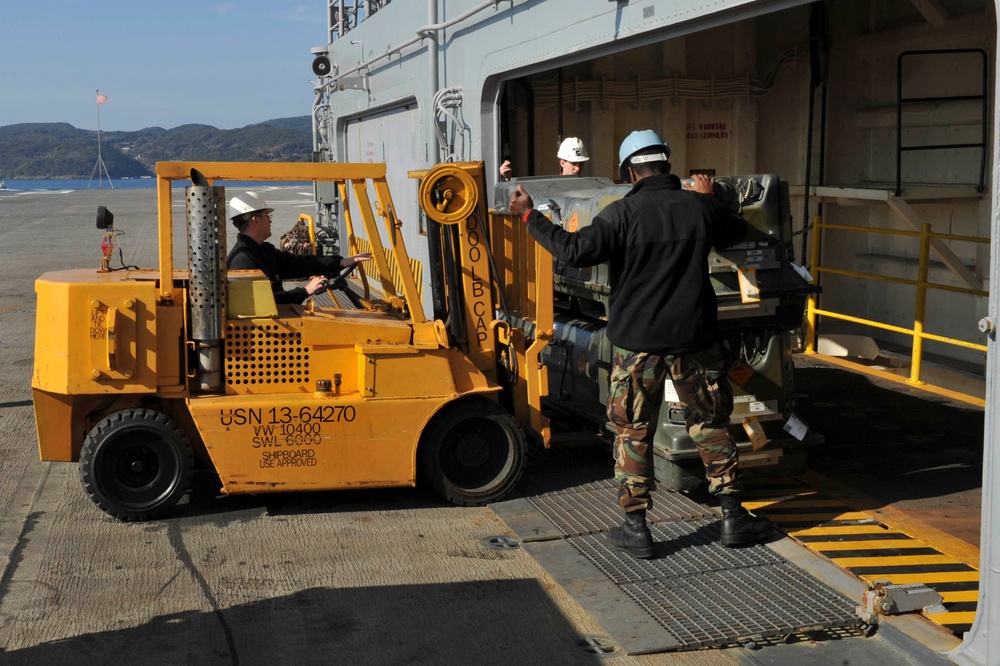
[526,486,715,538]
[493,445,862,653]
[565,524,859,652]
[531,477,618,495]
[507,442,715,539]
[571,519,784,584]
[618,565,859,650]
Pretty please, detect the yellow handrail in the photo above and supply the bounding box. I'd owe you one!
[805,215,988,398]
[298,213,317,254]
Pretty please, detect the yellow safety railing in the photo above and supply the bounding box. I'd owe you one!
[298,213,317,254]
[804,217,988,403]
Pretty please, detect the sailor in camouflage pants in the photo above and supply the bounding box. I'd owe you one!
[510,129,772,557]
[608,343,739,513]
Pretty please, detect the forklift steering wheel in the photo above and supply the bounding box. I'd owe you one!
[328,261,359,288]
[321,261,365,309]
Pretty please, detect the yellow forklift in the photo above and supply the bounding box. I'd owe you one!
[32,161,553,520]
[33,160,812,521]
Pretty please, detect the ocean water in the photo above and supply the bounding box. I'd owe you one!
[1,178,311,191]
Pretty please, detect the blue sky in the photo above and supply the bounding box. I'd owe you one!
[1,1,327,131]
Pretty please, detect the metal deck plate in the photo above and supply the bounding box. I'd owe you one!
[494,445,861,654]
[526,485,715,538]
[571,519,784,584]
[618,564,859,651]
[523,523,859,654]
[523,537,685,654]
[494,481,715,542]
[496,443,715,541]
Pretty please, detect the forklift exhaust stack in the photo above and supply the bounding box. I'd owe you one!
[185,184,228,392]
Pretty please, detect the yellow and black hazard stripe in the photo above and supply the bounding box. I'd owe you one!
[743,476,978,636]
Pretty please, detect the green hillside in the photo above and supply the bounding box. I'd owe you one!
[0,117,312,179]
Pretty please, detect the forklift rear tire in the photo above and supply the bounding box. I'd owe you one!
[420,400,526,506]
[79,408,194,521]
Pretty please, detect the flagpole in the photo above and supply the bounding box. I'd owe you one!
[88,90,113,190]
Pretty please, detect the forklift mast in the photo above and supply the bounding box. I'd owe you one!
[413,162,553,444]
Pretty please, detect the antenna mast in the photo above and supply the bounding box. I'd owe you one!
[88,90,113,190]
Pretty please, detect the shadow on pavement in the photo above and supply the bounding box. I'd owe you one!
[0,581,617,666]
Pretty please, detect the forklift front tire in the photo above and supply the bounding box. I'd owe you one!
[420,401,526,506]
[79,408,194,521]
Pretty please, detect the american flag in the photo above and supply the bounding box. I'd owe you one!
[96,93,107,105]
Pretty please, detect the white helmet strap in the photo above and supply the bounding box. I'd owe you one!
[629,153,668,165]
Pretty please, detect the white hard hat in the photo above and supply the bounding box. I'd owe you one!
[228,191,273,220]
[557,137,590,163]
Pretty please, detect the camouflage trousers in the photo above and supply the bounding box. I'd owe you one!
[608,344,742,513]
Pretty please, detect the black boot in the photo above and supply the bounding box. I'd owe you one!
[607,510,654,559]
[719,494,773,547]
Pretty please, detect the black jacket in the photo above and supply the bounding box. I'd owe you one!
[526,174,746,354]
[227,233,343,305]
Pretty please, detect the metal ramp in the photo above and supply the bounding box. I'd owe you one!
[492,445,861,654]
[745,475,980,637]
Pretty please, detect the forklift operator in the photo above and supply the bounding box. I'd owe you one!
[227,191,371,305]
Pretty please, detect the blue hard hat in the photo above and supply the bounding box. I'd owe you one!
[618,129,671,180]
